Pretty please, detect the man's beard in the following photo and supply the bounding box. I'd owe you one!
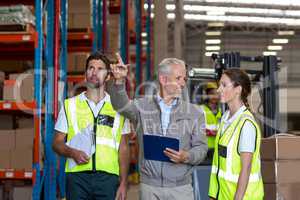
[86,81,100,89]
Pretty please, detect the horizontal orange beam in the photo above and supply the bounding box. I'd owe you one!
[0,101,36,111]
[0,169,34,180]
[0,33,37,43]
[68,32,94,41]
[67,75,85,83]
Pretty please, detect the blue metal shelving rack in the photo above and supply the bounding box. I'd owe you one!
[44,0,57,199]
[33,0,43,199]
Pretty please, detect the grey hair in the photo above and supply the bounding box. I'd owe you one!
[158,58,185,75]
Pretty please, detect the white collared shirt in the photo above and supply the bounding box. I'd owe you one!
[55,92,130,135]
[221,105,256,153]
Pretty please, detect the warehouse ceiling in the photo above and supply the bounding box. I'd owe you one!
[145,0,300,84]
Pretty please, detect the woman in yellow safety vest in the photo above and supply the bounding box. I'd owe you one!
[208,69,264,200]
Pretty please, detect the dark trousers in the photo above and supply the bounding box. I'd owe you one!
[66,171,119,200]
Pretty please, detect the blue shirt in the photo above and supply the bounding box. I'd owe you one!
[156,95,178,136]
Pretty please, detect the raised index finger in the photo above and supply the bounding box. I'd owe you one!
[115,52,124,65]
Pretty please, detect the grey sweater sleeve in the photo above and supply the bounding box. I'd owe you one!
[187,110,208,165]
[106,80,139,123]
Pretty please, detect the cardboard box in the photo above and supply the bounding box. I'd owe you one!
[261,134,300,160]
[3,80,15,101]
[10,148,32,170]
[69,13,91,28]
[3,73,34,102]
[0,130,15,150]
[68,53,88,72]
[69,0,90,14]
[264,183,300,200]
[17,117,34,129]
[0,150,11,169]
[15,128,34,148]
[262,160,300,184]
[0,115,14,129]
[13,186,32,200]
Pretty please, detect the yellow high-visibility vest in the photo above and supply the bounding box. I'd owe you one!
[64,94,125,175]
[208,109,264,200]
[201,104,222,149]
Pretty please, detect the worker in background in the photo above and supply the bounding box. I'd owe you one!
[199,82,222,158]
[209,69,264,200]
[52,52,130,200]
[107,54,207,200]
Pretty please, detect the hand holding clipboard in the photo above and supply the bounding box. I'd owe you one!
[143,135,189,163]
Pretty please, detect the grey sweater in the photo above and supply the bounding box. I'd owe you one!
[107,81,207,187]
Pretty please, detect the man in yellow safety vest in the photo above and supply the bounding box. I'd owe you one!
[52,52,130,200]
[199,82,222,150]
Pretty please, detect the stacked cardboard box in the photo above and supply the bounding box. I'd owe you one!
[261,134,300,200]
[3,73,34,102]
[68,0,91,28]
[0,114,14,129]
[11,128,34,170]
[68,53,89,72]
[0,130,15,169]
[109,14,120,53]
[13,186,32,200]
[0,71,4,100]
[0,128,33,170]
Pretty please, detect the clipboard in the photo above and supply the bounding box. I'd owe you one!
[143,134,179,162]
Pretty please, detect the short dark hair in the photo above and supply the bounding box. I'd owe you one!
[85,51,111,71]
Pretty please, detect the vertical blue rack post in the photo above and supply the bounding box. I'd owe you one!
[146,0,152,81]
[57,0,68,198]
[135,0,142,89]
[44,0,57,199]
[92,0,99,52]
[33,0,43,199]
[120,0,128,63]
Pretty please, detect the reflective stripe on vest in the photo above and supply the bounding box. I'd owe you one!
[201,105,221,131]
[211,166,261,183]
[208,110,264,199]
[69,97,79,134]
[64,95,124,174]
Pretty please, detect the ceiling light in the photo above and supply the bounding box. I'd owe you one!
[207,22,224,27]
[167,13,175,19]
[183,5,300,17]
[184,14,300,26]
[206,11,226,16]
[263,51,277,56]
[278,31,295,35]
[272,39,289,44]
[205,52,219,57]
[144,4,154,10]
[142,41,148,46]
[166,4,175,10]
[206,46,221,51]
[268,45,282,50]
[205,39,221,44]
[202,0,300,7]
[141,32,147,37]
[205,31,222,36]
